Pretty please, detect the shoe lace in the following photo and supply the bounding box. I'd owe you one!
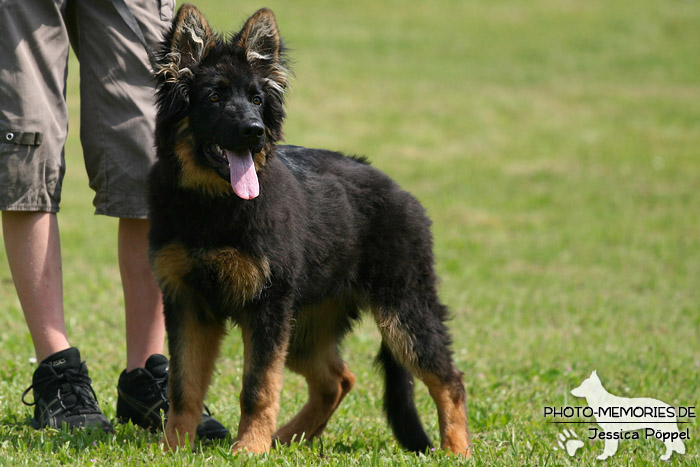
[22,367,100,414]
[152,372,169,406]
[149,370,213,417]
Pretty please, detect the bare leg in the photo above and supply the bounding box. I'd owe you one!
[2,211,69,361]
[2,214,165,369]
[118,218,165,371]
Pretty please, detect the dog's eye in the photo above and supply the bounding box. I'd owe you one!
[252,96,263,106]
[209,93,220,103]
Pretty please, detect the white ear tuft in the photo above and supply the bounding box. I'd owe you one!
[237,8,289,95]
[156,4,215,82]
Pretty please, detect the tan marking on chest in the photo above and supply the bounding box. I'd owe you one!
[152,241,192,295]
[200,248,270,305]
[152,241,270,305]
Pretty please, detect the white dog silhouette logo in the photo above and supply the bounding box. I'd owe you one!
[570,371,686,461]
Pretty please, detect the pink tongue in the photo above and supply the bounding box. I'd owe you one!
[225,149,259,200]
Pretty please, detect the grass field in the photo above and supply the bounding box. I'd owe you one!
[1,0,699,464]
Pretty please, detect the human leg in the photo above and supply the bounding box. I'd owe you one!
[0,0,112,432]
[2,211,68,362]
[73,0,167,371]
[1,0,71,361]
[74,0,172,218]
[119,217,165,371]
[71,0,228,438]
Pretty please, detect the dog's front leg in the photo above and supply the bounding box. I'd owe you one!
[234,314,290,454]
[162,295,227,451]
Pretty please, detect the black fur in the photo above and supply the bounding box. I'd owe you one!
[149,5,469,455]
[376,343,433,452]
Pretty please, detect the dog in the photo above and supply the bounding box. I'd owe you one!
[148,4,471,457]
[571,371,686,461]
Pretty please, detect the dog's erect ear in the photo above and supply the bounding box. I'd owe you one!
[237,8,289,95]
[238,8,280,62]
[157,4,215,82]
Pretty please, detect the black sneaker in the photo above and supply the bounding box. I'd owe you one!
[21,347,114,432]
[116,354,229,440]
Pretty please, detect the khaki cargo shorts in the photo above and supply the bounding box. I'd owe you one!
[0,0,174,218]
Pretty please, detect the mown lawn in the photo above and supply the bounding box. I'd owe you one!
[1,0,698,464]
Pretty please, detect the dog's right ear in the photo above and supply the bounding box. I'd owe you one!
[156,4,215,83]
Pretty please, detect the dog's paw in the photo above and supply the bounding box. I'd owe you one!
[555,429,584,457]
[232,437,271,455]
[160,430,193,452]
[160,436,175,452]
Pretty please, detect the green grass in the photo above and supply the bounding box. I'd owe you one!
[1,0,699,464]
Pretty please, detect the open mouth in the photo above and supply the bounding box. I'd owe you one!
[204,144,230,176]
[204,143,260,200]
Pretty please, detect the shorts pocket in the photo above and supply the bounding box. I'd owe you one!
[0,129,43,146]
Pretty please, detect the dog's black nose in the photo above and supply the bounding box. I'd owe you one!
[242,121,265,138]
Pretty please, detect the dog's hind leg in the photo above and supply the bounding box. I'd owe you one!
[276,348,355,444]
[274,300,357,444]
[162,295,226,450]
[421,367,471,457]
[372,301,472,458]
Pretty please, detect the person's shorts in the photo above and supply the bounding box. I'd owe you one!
[0,0,174,218]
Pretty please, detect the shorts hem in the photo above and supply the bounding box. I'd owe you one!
[94,207,148,219]
[0,204,60,214]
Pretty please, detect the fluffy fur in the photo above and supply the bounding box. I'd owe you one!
[149,4,472,457]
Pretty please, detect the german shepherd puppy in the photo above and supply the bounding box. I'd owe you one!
[149,4,471,457]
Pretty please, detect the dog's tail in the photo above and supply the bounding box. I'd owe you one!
[375,342,432,453]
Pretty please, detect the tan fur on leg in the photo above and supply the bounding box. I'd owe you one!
[422,373,472,458]
[275,357,355,444]
[162,312,225,451]
[233,327,288,454]
[275,299,357,443]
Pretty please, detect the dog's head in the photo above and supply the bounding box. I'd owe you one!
[570,370,602,398]
[155,5,290,199]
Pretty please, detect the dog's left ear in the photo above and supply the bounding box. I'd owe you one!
[237,8,289,95]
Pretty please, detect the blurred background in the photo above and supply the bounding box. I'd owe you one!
[1,0,698,463]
